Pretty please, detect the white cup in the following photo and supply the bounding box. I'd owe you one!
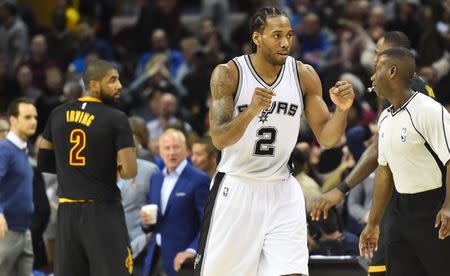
[141,204,158,224]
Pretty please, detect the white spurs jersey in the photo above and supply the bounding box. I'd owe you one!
[217,55,303,181]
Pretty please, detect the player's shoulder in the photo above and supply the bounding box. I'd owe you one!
[294,59,321,95]
[98,104,128,120]
[210,58,240,96]
[51,101,75,114]
[212,59,239,80]
[411,74,435,98]
[294,59,315,73]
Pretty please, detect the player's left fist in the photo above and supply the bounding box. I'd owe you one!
[329,80,355,111]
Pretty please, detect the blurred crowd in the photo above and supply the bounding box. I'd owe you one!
[1,0,450,274]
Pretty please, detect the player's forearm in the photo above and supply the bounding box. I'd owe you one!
[344,141,378,188]
[210,109,256,150]
[367,165,393,226]
[316,108,348,148]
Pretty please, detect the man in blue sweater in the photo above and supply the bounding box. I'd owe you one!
[0,98,37,276]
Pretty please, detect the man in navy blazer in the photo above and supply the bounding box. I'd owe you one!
[141,129,210,276]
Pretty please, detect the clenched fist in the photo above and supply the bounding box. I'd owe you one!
[329,81,355,111]
[248,87,276,116]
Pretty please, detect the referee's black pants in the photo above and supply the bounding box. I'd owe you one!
[386,187,450,276]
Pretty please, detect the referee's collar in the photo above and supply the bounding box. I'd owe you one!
[387,91,418,116]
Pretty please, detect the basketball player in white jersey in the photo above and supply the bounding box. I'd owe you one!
[193,6,355,276]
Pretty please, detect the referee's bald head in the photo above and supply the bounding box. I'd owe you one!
[379,47,415,83]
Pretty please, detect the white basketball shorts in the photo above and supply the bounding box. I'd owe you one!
[193,172,309,276]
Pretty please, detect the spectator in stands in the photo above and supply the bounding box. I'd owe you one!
[136,29,184,79]
[16,65,40,103]
[73,17,114,63]
[46,7,78,72]
[346,172,375,235]
[140,129,210,276]
[135,0,189,52]
[191,136,218,177]
[310,209,359,256]
[0,54,20,119]
[317,145,355,193]
[292,147,322,214]
[386,0,422,49]
[129,116,155,162]
[22,34,57,91]
[174,37,200,91]
[146,93,193,154]
[0,0,28,76]
[35,66,63,136]
[297,12,331,68]
[201,0,231,43]
[0,98,37,275]
[181,48,211,134]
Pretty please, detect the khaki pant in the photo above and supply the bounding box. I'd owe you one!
[0,230,33,276]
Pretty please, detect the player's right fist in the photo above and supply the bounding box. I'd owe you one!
[248,87,276,116]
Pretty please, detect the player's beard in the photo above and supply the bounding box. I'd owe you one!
[266,51,287,66]
[99,90,119,105]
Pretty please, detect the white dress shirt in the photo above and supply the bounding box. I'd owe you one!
[156,159,188,247]
[6,131,27,151]
[160,159,188,214]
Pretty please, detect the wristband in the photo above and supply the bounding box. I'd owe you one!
[337,181,351,195]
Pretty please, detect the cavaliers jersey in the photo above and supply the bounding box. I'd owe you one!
[42,97,134,200]
[217,55,303,181]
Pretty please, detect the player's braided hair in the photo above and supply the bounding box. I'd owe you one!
[249,6,288,53]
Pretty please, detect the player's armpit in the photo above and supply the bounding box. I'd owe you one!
[117,147,137,179]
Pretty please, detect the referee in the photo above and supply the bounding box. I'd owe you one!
[37,60,137,276]
[360,48,450,276]
[311,31,436,275]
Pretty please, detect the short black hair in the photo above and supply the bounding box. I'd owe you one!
[379,47,416,81]
[249,6,288,52]
[7,98,34,118]
[82,59,116,89]
[382,31,411,49]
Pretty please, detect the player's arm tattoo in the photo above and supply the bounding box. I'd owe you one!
[209,64,235,135]
[209,62,258,149]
